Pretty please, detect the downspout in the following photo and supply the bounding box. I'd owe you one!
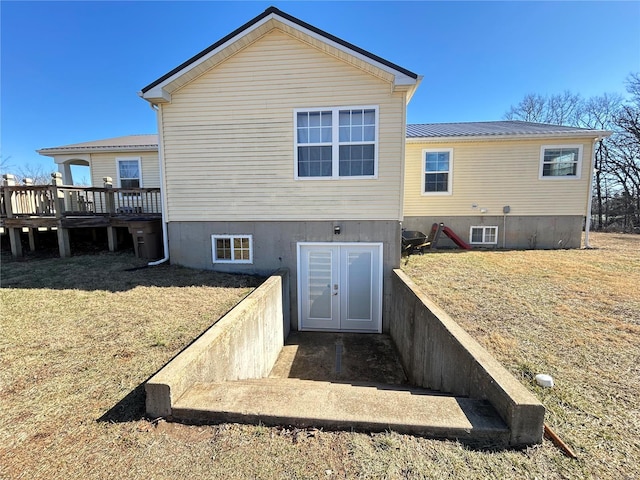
[584,136,601,249]
[148,102,170,266]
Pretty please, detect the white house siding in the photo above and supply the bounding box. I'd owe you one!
[159,29,406,223]
[403,138,594,218]
[89,151,160,188]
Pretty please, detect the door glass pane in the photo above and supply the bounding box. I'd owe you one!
[308,251,332,319]
[347,251,371,320]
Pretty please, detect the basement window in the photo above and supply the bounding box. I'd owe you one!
[212,235,253,264]
[470,226,498,245]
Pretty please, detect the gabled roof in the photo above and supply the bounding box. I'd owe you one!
[38,135,158,156]
[406,121,611,142]
[139,6,420,104]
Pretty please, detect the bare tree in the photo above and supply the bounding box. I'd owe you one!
[504,91,581,125]
[547,91,582,126]
[578,94,624,229]
[0,155,14,178]
[14,164,53,185]
[611,73,640,231]
[504,93,546,122]
[1,157,54,185]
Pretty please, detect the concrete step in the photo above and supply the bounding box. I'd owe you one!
[172,378,510,446]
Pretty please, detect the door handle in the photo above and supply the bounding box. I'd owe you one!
[332,284,339,296]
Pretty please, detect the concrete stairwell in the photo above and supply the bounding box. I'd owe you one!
[145,269,544,448]
[167,332,510,447]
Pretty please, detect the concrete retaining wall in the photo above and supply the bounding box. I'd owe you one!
[390,269,545,447]
[145,269,289,418]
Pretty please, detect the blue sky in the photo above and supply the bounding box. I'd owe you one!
[2,1,639,178]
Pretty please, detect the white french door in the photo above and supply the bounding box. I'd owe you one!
[298,243,382,332]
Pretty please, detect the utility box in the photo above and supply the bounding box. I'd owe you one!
[127,219,162,260]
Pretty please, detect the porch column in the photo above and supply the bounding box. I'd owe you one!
[58,162,74,185]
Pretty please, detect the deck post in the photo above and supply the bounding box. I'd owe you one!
[3,174,17,217]
[103,177,118,251]
[57,227,71,258]
[51,172,71,257]
[107,225,118,252]
[3,174,24,257]
[103,177,115,215]
[7,228,23,257]
[51,172,65,217]
[27,229,36,252]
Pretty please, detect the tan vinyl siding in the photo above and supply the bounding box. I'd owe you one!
[404,138,594,217]
[160,29,406,222]
[89,152,160,188]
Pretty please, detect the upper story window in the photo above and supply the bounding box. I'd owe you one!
[295,106,378,179]
[422,149,453,195]
[539,145,582,179]
[117,158,142,188]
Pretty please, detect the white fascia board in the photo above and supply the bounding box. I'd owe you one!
[406,130,612,144]
[140,87,171,103]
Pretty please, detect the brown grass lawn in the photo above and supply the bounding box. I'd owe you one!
[403,232,640,479]
[1,233,639,479]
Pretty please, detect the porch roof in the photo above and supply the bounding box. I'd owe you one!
[37,134,159,156]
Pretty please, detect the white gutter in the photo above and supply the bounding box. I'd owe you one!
[148,103,170,266]
[584,136,602,249]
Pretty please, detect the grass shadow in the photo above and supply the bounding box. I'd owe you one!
[98,382,148,423]
[1,250,266,292]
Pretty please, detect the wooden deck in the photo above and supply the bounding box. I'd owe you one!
[1,177,162,258]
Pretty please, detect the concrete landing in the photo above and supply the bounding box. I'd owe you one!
[172,378,510,445]
[269,331,408,384]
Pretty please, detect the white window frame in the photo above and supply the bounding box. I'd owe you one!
[421,148,453,196]
[211,234,253,264]
[469,226,498,245]
[293,106,379,180]
[539,144,583,180]
[116,157,143,188]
